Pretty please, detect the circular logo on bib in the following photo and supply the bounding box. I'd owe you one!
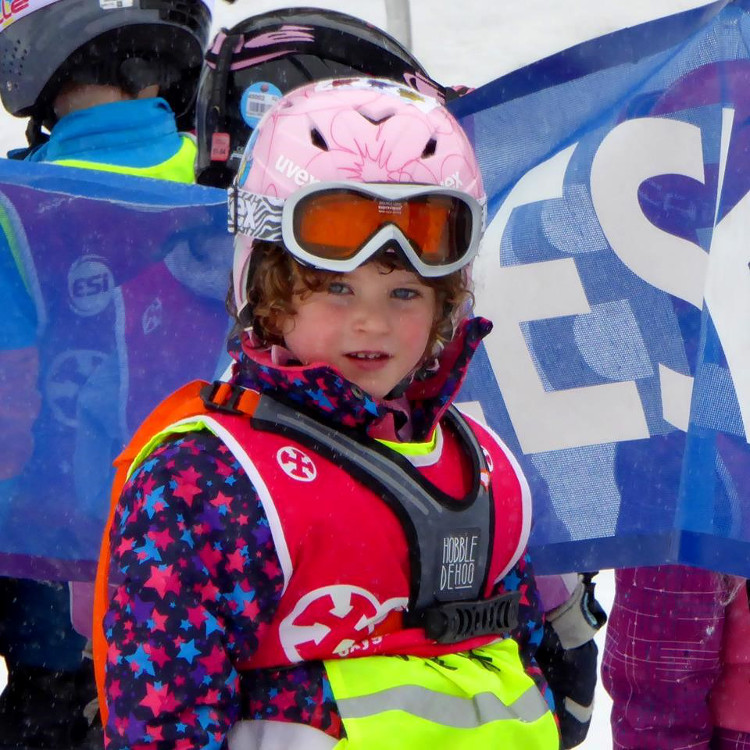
[68,255,114,316]
[277,446,317,482]
[279,585,407,662]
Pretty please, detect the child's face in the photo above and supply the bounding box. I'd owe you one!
[281,262,437,400]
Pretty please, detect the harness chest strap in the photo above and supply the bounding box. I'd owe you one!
[249,392,520,641]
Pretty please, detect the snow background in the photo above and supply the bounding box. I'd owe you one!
[0,0,711,746]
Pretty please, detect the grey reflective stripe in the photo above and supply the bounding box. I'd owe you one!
[336,683,550,728]
[564,696,594,724]
[227,719,337,750]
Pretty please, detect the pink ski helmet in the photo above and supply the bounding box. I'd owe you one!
[230,77,485,323]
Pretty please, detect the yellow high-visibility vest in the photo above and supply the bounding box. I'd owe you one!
[52,134,196,184]
[326,638,559,749]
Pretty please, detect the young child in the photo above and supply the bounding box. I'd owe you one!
[94,77,560,749]
[194,6,447,188]
[604,566,750,749]
[195,9,606,735]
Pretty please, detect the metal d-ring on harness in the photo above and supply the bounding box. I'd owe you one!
[202,382,520,644]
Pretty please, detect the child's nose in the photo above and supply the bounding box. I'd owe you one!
[352,298,391,334]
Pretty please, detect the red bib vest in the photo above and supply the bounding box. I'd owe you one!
[94,382,532,720]
[190,401,531,669]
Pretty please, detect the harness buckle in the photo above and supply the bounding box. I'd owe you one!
[200,381,246,416]
[418,590,521,644]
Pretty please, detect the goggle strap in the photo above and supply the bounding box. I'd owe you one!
[227,184,237,234]
[228,186,284,241]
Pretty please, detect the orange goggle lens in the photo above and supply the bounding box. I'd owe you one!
[293,189,473,264]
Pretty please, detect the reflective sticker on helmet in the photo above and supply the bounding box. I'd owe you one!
[99,0,135,8]
[1,0,51,32]
[314,77,439,113]
[240,82,283,128]
[2,0,212,33]
[236,125,260,185]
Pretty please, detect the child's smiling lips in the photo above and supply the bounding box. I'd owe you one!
[345,351,392,368]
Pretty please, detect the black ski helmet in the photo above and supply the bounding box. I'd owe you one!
[0,0,212,132]
[195,6,445,187]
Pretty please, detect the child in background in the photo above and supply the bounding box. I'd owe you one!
[0,1,211,745]
[94,77,560,749]
[709,578,750,748]
[604,566,750,749]
[194,6,448,188]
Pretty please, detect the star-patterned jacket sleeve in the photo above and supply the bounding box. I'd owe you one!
[491,551,556,713]
[103,431,285,749]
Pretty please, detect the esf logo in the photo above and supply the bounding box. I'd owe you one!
[1,0,30,27]
[68,255,114,317]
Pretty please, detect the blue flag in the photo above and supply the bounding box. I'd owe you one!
[0,160,232,579]
[452,0,750,575]
[2,1,750,581]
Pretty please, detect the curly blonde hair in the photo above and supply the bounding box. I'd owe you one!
[229,241,473,362]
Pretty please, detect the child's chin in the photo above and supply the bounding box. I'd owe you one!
[349,377,389,401]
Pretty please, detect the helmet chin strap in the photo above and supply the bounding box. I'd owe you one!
[236,245,268,332]
[25,117,49,150]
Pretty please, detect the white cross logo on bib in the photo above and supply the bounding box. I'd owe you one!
[277,446,317,482]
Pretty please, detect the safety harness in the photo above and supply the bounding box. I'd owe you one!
[94,379,519,720]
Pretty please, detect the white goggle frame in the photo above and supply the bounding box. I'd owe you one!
[228,180,486,278]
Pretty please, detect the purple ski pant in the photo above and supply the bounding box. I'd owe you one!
[602,564,735,749]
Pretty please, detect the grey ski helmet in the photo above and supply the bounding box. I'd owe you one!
[195,6,445,187]
[0,0,212,130]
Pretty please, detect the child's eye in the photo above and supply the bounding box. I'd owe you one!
[327,281,351,295]
[392,287,422,300]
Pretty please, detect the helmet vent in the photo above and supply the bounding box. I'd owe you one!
[421,138,437,158]
[310,127,329,151]
[359,111,394,126]
[1,43,28,80]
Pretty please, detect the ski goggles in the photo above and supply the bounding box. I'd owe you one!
[228,181,486,277]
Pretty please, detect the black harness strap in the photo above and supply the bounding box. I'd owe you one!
[203,383,520,643]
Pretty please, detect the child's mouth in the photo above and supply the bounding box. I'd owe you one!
[346,351,391,369]
[347,352,389,360]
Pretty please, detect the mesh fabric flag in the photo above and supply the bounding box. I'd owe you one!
[0,159,232,579]
[453,0,750,575]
